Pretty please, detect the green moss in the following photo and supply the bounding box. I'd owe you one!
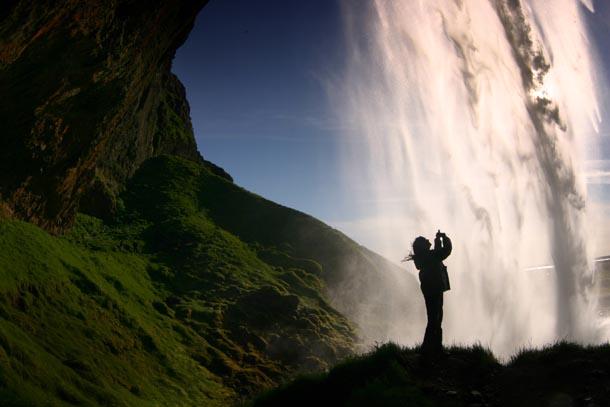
[0,219,231,406]
[0,154,367,405]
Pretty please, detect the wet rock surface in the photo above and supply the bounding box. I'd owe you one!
[0,0,222,231]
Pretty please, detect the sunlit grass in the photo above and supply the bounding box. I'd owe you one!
[0,155,364,405]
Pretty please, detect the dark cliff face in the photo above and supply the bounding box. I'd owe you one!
[0,0,220,232]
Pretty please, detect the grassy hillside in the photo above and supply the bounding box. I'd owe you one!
[0,154,414,405]
[252,341,610,407]
[0,219,231,405]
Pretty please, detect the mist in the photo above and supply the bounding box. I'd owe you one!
[334,0,609,357]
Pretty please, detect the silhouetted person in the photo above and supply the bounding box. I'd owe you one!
[404,230,452,358]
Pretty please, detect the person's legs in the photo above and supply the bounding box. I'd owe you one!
[423,291,444,356]
[422,291,435,354]
[436,293,444,353]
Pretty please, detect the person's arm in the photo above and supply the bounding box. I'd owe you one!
[435,233,452,260]
[433,233,442,252]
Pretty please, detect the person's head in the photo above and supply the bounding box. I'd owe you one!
[412,236,431,257]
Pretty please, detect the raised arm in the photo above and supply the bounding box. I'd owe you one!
[434,234,452,261]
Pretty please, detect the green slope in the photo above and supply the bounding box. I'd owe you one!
[0,219,231,406]
[0,154,409,405]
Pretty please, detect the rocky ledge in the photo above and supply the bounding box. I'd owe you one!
[0,0,232,232]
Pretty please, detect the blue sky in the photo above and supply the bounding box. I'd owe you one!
[172,0,361,223]
[173,0,610,253]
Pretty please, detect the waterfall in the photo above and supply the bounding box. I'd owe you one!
[337,0,607,357]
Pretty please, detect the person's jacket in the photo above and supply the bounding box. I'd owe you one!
[414,235,452,295]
